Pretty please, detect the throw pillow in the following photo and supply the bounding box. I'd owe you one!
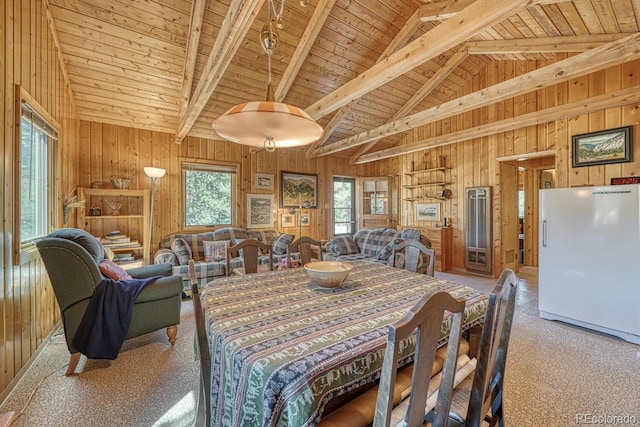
[98,259,133,281]
[272,233,294,255]
[204,240,230,262]
[171,237,192,266]
[377,238,402,260]
[329,235,359,256]
[400,228,421,241]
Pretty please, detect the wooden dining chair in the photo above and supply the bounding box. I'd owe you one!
[392,239,436,276]
[371,290,470,427]
[443,268,518,427]
[189,260,211,427]
[226,239,273,276]
[286,236,323,266]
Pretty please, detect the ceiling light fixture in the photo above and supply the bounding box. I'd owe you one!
[212,0,323,152]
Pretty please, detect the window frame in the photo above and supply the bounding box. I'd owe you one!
[14,85,60,265]
[181,160,239,231]
[332,176,357,236]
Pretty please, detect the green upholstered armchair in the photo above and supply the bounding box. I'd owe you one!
[36,228,183,375]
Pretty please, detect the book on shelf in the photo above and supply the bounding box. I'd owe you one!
[102,240,140,248]
[101,236,131,244]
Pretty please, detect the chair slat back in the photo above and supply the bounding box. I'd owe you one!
[373,290,466,427]
[226,239,273,275]
[392,239,436,276]
[465,268,518,426]
[189,260,211,426]
[287,236,323,266]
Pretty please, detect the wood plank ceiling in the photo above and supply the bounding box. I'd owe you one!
[47,0,640,162]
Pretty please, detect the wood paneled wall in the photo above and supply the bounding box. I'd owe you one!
[77,123,369,253]
[1,0,79,394]
[397,58,640,277]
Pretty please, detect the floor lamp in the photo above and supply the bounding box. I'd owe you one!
[144,167,166,264]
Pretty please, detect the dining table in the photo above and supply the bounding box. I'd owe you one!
[198,261,489,427]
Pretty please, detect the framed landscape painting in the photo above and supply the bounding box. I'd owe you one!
[254,173,274,190]
[572,126,633,167]
[247,194,274,228]
[415,202,441,222]
[280,171,318,208]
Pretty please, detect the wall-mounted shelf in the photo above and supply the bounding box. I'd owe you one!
[402,169,450,201]
[404,167,448,176]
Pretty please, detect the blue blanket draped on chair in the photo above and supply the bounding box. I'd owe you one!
[72,276,162,360]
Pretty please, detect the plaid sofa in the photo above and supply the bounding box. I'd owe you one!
[154,227,289,293]
[324,228,428,265]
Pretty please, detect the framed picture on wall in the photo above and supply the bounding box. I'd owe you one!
[280,171,318,208]
[415,202,441,222]
[246,194,274,228]
[299,214,310,227]
[281,213,296,227]
[254,173,274,190]
[572,126,633,167]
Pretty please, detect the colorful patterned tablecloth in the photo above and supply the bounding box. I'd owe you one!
[200,261,488,427]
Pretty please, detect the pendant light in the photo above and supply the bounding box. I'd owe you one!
[211,0,323,152]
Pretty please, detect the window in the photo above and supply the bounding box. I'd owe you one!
[183,162,237,228]
[333,176,356,235]
[19,102,57,245]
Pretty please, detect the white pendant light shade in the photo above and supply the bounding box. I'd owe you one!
[211,1,323,151]
[212,101,323,148]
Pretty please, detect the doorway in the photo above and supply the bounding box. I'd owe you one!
[499,153,555,271]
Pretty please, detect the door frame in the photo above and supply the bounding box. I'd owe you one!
[496,151,555,273]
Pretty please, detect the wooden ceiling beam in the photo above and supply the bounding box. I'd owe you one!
[275,0,337,102]
[354,85,640,164]
[310,32,640,158]
[304,5,425,157]
[175,0,264,143]
[304,0,535,120]
[177,0,207,130]
[417,0,477,22]
[467,33,632,54]
[349,47,469,163]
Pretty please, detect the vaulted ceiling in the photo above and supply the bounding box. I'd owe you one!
[46,0,640,162]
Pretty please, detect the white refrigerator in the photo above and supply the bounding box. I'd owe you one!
[539,184,640,344]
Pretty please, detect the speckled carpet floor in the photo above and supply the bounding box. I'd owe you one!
[1,267,639,426]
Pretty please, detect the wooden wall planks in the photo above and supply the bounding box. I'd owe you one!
[76,122,370,255]
[1,0,79,395]
[398,58,640,277]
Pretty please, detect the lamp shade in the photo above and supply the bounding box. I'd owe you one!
[144,167,166,179]
[212,101,324,148]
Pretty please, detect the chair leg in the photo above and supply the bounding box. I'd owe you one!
[166,325,178,346]
[66,352,81,376]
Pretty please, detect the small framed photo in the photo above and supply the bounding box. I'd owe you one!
[415,202,441,222]
[572,126,633,168]
[299,214,310,227]
[281,213,296,228]
[246,194,274,229]
[254,173,274,190]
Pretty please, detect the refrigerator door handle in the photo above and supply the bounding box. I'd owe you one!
[542,219,548,247]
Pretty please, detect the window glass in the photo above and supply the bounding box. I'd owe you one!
[20,104,56,243]
[183,162,236,227]
[333,177,356,235]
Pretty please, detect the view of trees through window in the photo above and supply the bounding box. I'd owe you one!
[333,177,355,235]
[184,166,234,227]
[20,109,55,243]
